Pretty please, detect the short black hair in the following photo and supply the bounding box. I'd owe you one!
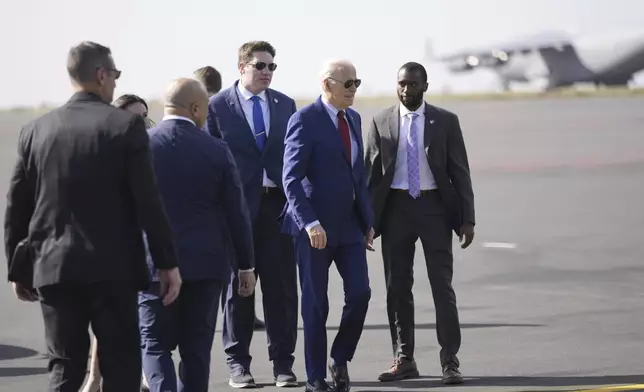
[66,41,113,84]
[399,61,428,83]
[112,94,148,111]
[193,66,222,94]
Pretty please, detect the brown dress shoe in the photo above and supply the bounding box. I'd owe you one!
[378,357,420,382]
[442,365,464,385]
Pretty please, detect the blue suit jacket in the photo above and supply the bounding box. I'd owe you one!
[146,118,254,281]
[281,97,374,246]
[205,82,297,220]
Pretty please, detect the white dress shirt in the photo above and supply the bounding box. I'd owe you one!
[236,82,276,187]
[320,96,359,167]
[391,103,437,190]
[162,114,196,126]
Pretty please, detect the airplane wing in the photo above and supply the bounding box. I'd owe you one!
[437,30,572,70]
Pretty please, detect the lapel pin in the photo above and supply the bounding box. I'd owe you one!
[430,119,435,124]
[273,98,278,103]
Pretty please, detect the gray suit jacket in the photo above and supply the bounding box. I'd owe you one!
[364,102,475,237]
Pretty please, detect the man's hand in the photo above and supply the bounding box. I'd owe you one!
[459,223,475,249]
[12,282,38,302]
[306,224,327,249]
[238,270,256,297]
[157,267,182,306]
[365,227,375,251]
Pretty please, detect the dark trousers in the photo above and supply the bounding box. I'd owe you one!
[38,282,141,392]
[296,229,371,383]
[380,190,461,367]
[222,189,298,373]
[139,280,223,392]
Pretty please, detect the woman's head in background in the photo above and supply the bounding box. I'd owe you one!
[112,94,155,129]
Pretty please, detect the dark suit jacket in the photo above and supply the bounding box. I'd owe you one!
[147,118,254,281]
[281,97,374,246]
[364,102,475,237]
[4,92,178,290]
[205,81,297,220]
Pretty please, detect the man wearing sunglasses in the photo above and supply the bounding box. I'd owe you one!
[281,59,374,392]
[205,40,299,389]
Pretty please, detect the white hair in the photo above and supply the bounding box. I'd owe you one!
[318,59,355,81]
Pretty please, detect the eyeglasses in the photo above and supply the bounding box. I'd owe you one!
[99,66,121,79]
[329,77,361,89]
[249,62,277,72]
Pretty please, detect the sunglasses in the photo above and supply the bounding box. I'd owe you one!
[99,66,121,79]
[249,62,277,72]
[329,77,361,89]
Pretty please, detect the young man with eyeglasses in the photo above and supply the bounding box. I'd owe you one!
[205,40,299,389]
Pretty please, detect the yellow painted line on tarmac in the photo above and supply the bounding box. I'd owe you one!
[575,385,644,392]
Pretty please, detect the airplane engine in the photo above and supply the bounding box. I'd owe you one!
[446,55,480,72]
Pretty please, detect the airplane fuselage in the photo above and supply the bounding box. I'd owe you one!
[440,31,644,90]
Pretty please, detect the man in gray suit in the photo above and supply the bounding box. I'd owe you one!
[364,62,475,386]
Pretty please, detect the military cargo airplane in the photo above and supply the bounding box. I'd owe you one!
[428,30,644,90]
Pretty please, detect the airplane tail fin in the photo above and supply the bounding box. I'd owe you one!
[538,44,594,87]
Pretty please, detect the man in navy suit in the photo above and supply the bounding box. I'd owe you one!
[206,41,299,388]
[281,60,375,392]
[139,78,257,392]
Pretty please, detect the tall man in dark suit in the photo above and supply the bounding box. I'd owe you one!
[281,59,374,392]
[139,78,257,392]
[206,40,299,388]
[364,62,475,385]
[3,41,182,392]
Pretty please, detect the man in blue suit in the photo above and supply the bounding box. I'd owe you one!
[281,60,375,392]
[206,40,299,389]
[139,78,257,392]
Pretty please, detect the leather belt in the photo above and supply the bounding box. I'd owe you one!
[391,189,438,196]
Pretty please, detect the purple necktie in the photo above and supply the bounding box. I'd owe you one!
[406,113,421,198]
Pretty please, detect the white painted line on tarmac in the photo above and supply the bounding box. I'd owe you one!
[482,242,517,249]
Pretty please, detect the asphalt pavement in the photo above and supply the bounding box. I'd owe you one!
[0,96,643,391]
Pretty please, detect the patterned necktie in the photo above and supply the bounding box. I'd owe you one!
[250,96,266,150]
[406,112,421,198]
[337,110,351,159]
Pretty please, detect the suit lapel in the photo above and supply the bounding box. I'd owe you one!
[345,110,361,159]
[385,106,400,172]
[423,103,438,158]
[225,83,260,153]
[264,89,280,156]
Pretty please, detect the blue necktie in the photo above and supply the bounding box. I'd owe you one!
[250,96,266,150]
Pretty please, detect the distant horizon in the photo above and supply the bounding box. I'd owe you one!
[3,86,644,113]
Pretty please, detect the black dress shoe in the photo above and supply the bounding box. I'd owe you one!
[253,316,265,330]
[328,360,350,392]
[442,364,464,385]
[304,379,333,392]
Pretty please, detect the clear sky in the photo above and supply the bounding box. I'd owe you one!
[1,0,643,108]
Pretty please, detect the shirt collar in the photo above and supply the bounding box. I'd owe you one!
[321,95,343,117]
[162,114,196,126]
[237,81,267,102]
[399,102,425,117]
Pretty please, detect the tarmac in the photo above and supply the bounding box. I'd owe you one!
[0,96,643,391]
